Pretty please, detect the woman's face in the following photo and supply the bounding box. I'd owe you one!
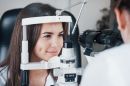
[32,23,64,61]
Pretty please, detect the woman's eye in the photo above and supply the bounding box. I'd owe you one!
[59,32,64,37]
[58,34,64,37]
[43,35,51,39]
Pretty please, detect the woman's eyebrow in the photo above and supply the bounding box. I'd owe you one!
[42,30,64,34]
[42,32,53,34]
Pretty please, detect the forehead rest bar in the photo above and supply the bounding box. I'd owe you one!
[22,16,72,25]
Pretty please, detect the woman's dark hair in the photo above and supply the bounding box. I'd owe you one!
[112,0,130,12]
[0,3,67,86]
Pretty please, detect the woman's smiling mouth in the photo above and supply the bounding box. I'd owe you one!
[46,51,58,56]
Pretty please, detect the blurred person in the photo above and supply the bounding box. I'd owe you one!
[80,0,130,86]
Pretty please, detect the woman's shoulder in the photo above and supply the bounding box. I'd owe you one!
[0,66,8,85]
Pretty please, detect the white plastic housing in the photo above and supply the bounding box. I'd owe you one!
[22,16,72,25]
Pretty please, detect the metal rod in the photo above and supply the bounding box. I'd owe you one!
[57,1,86,16]
[64,1,83,10]
[72,0,87,35]
[21,70,29,86]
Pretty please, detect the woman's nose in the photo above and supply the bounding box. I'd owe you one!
[51,37,59,47]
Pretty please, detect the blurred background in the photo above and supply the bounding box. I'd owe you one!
[0,0,110,32]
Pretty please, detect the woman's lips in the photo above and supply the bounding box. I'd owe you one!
[46,51,58,55]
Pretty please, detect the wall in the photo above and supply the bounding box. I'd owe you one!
[0,0,70,17]
[0,0,110,33]
[70,0,110,33]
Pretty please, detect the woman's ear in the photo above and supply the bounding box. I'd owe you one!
[114,8,126,31]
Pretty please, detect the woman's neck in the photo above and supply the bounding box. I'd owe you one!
[29,69,49,86]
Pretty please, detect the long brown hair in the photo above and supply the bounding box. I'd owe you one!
[0,3,67,86]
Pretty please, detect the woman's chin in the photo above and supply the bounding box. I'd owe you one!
[42,55,58,61]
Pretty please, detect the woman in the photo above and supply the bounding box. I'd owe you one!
[0,3,68,86]
[80,0,130,86]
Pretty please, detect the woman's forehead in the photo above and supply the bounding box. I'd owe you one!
[41,23,63,32]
